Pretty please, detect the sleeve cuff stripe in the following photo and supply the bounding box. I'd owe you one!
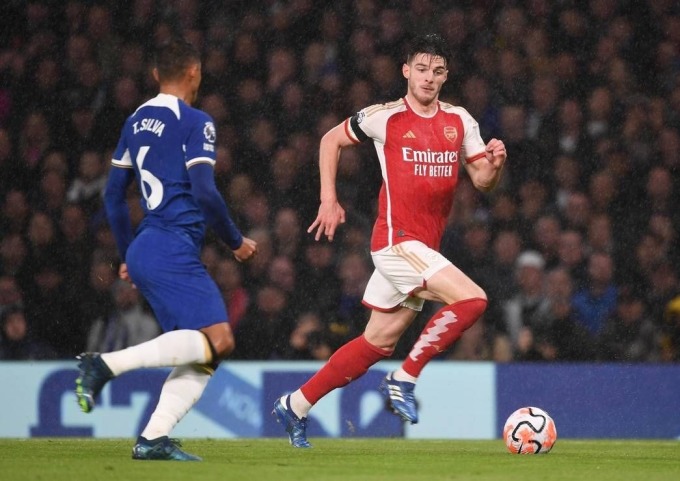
[344,118,360,144]
[111,159,133,168]
[187,157,216,168]
[467,152,486,163]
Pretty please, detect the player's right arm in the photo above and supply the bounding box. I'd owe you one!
[187,164,257,261]
[104,133,136,268]
[185,112,256,261]
[307,121,356,242]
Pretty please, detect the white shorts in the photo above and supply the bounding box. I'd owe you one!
[362,241,452,312]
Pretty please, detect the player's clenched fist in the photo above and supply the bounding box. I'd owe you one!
[485,138,507,168]
[233,237,258,262]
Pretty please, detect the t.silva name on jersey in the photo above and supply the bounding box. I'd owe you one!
[402,147,458,177]
[131,118,215,152]
[133,118,166,137]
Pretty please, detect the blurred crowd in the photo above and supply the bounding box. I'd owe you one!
[1,0,680,364]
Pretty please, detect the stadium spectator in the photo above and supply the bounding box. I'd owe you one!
[486,229,523,307]
[66,150,107,218]
[0,0,678,365]
[297,240,340,315]
[598,287,659,362]
[500,250,550,360]
[461,74,501,139]
[268,146,310,213]
[0,275,23,320]
[329,251,372,349]
[531,214,562,270]
[233,284,294,360]
[660,295,680,362]
[214,257,250,331]
[16,111,53,190]
[551,154,582,212]
[283,311,332,361]
[557,229,589,290]
[572,251,619,335]
[272,208,303,261]
[0,305,57,360]
[85,279,160,353]
[531,267,596,361]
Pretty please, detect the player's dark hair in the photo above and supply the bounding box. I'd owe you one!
[406,33,451,67]
[154,37,201,81]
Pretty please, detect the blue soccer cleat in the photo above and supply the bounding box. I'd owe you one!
[379,372,418,424]
[272,396,311,448]
[75,352,114,413]
[132,436,202,461]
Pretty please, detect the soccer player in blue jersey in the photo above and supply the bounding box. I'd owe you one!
[75,37,257,461]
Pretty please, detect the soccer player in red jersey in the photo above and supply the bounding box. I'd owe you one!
[273,33,507,447]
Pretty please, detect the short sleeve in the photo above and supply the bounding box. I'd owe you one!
[186,112,217,169]
[345,102,396,145]
[345,110,370,144]
[460,111,487,164]
[111,129,133,168]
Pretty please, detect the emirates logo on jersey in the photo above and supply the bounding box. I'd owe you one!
[444,126,457,142]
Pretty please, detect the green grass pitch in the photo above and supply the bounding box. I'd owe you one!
[2,438,678,481]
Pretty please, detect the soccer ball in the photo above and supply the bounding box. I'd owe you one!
[503,406,557,454]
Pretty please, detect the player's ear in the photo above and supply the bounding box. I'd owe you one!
[152,67,159,84]
[187,62,200,79]
[402,63,410,79]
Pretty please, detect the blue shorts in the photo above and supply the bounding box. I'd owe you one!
[125,226,228,332]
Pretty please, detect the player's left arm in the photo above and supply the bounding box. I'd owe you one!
[459,112,507,193]
[464,138,507,193]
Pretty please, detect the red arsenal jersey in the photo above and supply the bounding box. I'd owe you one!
[345,97,487,252]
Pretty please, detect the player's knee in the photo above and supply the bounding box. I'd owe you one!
[465,297,488,322]
[472,296,488,315]
[472,286,488,303]
[212,329,235,360]
[201,324,235,361]
[453,296,488,332]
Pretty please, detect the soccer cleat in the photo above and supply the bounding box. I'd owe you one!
[379,372,418,424]
[272,396,312,448]
[132,436,202,461]
[75,352,114,413]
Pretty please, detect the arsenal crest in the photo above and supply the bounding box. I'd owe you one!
[444,126,457,142]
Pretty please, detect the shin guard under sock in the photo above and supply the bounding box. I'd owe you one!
[300,335,391,405]
[402,297,487,378]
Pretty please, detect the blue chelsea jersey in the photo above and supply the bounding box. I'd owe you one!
[112,93,217,246]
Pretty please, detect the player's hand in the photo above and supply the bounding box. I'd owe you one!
[118,263,136,288]
[233,236,257,262]
[485,138,507,169]
[308,200,346,241]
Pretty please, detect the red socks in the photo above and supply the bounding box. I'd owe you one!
[402,298,487,377]
[299,298,487,405]
[300,335,391,405]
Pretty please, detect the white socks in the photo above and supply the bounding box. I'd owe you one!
[101,330,211,376]
[392,368,417,384]
[280,372,416,420]
[141,365,212,440]
[282,390,312,419]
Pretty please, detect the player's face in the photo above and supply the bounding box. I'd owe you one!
[403,53,448,105]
